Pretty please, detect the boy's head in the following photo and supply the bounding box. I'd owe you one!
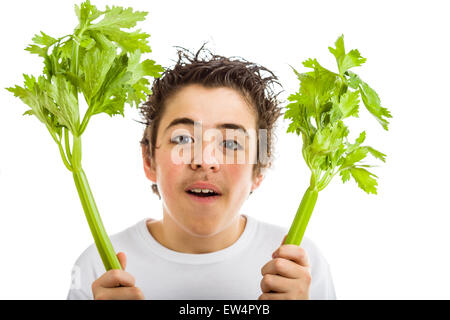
[138,45,283,236]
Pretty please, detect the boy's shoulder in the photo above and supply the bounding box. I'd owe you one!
[71,219,144,273]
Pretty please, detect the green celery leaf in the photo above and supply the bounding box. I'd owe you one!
[347,70,362,89]
[87,5,150,53]
[297,69,337,119]
[6,82,47,125]
[75,0,102,30]
[25,45,47,57]
[350,167,378,194]
[346,70,392,130]
[90,54,130,116]
[366,146,387,162]
[25,31,58,58]
[328,34,367,75]
[126,77,150,108]
[343,131,366,156]
[329,90,360,122]
[103,29,151,53]
[31,31,58,47]
[342,146,369,167]
[7,75,65,138]
[359,82,392,130]
[43,75,80,134]
[123,50,164,107]
[284,94,315,138]
[285,34,391,196]
[80,36,96,50]
[340,168,351,183]
[284,100,302,134]
[127,50,159,84]
[81,44,116,101]
[302,58,339,77]
[355,131,366,145]
[337,90,360,118]
[310,120,349,155]
[93,5,147,29]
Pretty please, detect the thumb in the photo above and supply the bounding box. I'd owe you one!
[116,252,127,270]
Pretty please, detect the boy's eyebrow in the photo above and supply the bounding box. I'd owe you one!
[164,117,249,136]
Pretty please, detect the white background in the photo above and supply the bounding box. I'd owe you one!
[0,0,449,299]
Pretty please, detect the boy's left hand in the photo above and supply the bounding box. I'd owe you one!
[258,235,311,300]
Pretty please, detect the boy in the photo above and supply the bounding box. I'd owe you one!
[67,45,336,300]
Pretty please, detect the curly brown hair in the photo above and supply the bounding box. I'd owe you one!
[139,44,284,199]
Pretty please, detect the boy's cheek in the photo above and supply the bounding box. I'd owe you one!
[154,154,184,194]
[225,165,254,196]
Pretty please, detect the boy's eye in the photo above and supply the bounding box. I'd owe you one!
[171,136,242,151]
[222,140,243,151]
[171,135,194,145]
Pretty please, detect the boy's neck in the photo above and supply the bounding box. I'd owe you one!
[146,214,247,254]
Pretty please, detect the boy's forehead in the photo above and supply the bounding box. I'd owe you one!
[161,84,257,131]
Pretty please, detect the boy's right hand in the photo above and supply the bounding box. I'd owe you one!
[92,252,145,300]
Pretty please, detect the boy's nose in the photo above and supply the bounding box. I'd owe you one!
[190,139,221,172]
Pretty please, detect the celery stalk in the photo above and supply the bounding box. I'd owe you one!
[284,187,318,245]
[284,35,392,247]
[73,167,121,270]
[6,1,163,272]
[68,135,121,270]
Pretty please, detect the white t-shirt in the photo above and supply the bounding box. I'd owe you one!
[66,214,336,300]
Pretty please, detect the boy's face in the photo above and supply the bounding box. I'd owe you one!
[142,84,264,237]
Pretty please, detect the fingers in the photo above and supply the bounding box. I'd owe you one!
[92,252,145,300]
[259,271,312,300]
[117,252,127,270]
[94,286,145,300]
[258,244,312,300]
[272,245,310,267]
[260,274,293,293]
[261,257,305,279]
[92,270,142,300]
[92,269,136,291]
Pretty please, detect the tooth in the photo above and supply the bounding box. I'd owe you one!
[190,188,215,193]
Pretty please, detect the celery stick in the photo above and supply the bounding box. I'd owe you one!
[6,0,163,271]
[284,34,392,245]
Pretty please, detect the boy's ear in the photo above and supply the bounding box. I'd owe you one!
[142,144,157,183]
[251,173,264,193]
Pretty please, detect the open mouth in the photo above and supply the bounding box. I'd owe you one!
[186,190,220,197]
[185,189,222,203]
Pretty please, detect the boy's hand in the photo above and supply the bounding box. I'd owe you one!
[258,235,311,300]
[91,252,145,300]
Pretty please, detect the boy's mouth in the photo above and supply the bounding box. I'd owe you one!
[185,182,222,196]
[186,189,220,197]
[185,189,222,203]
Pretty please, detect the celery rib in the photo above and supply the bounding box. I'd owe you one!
[284,187,318,246]
[72,168,122,270]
